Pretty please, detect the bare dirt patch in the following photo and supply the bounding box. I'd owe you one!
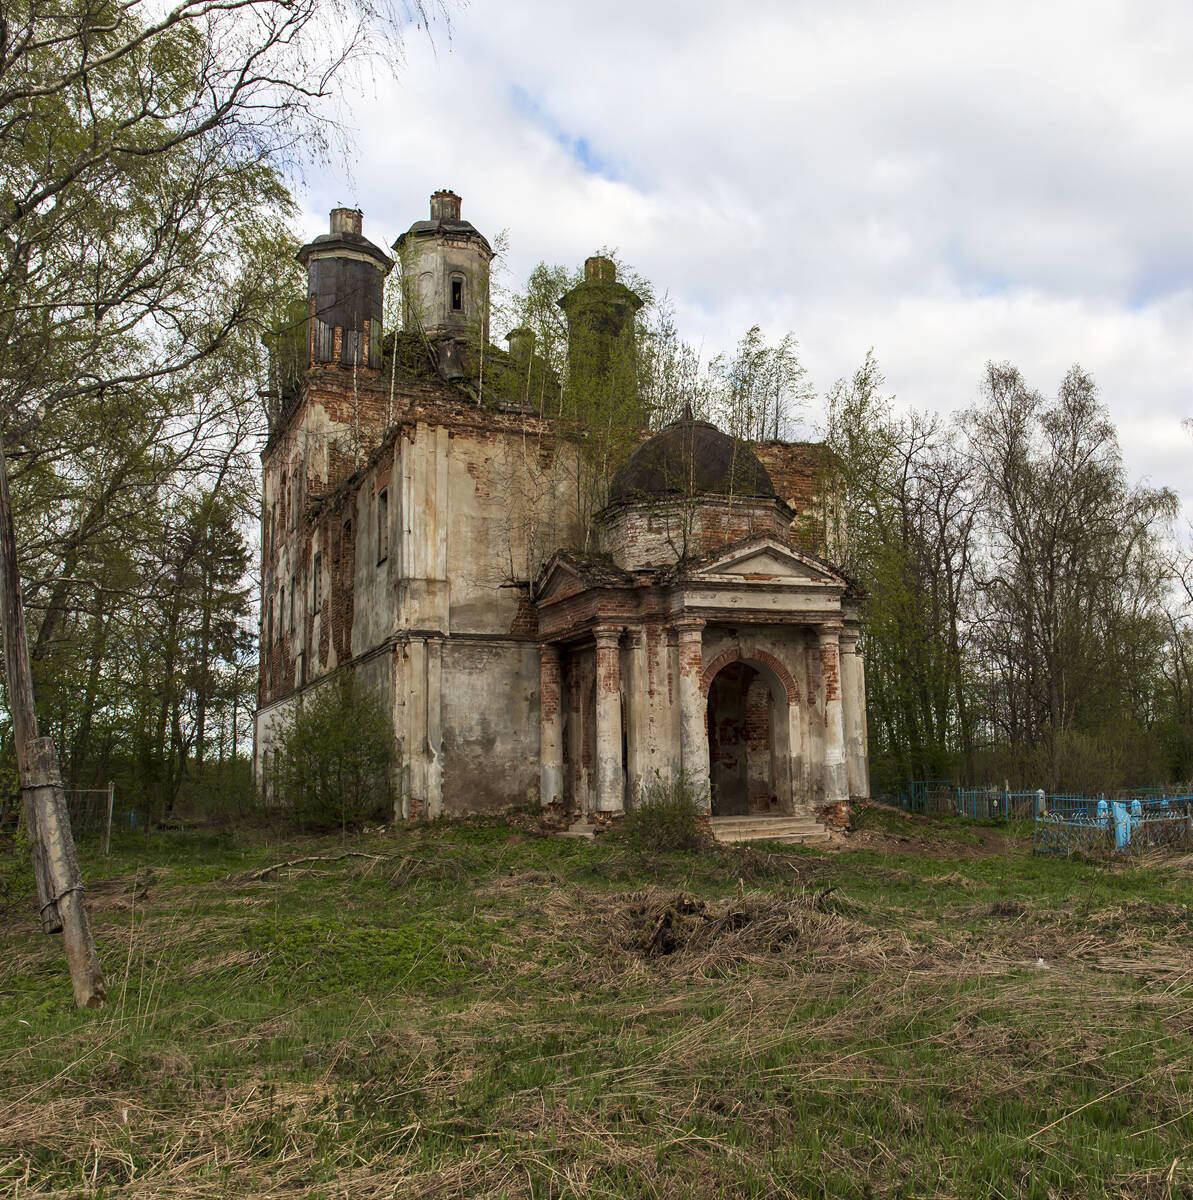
[843,802,1024,859]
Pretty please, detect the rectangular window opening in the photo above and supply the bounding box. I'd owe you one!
[377,489,389,563]
[451,278,463,312]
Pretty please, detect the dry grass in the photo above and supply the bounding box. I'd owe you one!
[3,824,1193,1197]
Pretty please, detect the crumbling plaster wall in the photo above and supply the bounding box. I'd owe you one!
[440,641,541,812]
[261,379,589,817]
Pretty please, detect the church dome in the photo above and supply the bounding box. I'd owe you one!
[609,412,776,503]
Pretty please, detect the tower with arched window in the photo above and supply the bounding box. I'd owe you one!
[393,190,493,381]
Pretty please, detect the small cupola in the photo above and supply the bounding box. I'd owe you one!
[296,208,393,370]
[393,190,493,344]
[558,256,644,391]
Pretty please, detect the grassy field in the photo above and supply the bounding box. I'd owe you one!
[2,804,1193,1198]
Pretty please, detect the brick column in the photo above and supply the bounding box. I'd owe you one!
[539,644,563,808]
[818,625,848,803]
[674,618,710,809]
[593,626,624,814]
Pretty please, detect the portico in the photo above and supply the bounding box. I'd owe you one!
[533,534,868,825]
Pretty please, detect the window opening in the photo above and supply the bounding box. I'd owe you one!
[377,489,389,563]
[450,278,463,312]
[313,552,322,611]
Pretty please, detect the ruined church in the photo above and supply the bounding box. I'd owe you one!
[255,191,870,836]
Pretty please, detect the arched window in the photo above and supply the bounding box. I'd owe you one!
[377,489,389,563]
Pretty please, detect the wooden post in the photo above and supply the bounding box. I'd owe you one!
[0,444,58,932]
[27,739,106,1006]
[0,440,105,1007]
[103,781,115,856]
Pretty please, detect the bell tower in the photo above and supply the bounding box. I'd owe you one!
[393,190,493,380]
[296,207,393,371]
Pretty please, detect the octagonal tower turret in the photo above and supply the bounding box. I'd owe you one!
[296,207,393,371]
[393,190,493,351]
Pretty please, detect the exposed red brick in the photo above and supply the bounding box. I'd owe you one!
[821,642,841,702]
[508,594,538,639]
[700,646,799,704]
[817,800,850,831]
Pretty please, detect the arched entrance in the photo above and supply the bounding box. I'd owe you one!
[706,659,791,816]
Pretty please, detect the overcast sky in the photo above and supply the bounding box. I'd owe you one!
[299,0,1193,504]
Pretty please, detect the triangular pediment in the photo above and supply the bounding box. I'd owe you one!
[534,559,585,604]
[533,551,632,604]
[693,538,845,586]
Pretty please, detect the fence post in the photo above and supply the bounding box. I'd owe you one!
[102,782,115,856]
[1036,789,1045,817]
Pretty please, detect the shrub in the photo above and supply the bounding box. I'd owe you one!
[619,772,711,854]
[271,676,395,834]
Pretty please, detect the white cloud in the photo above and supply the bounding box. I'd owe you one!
[296,0,1193,503]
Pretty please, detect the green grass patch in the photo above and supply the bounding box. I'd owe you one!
[2,816,1193,1197]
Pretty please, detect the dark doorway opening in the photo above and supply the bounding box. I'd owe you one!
[707,660,783,816]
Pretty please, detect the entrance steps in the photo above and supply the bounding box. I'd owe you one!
[709,814,834,847]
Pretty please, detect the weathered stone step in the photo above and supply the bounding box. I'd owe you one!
[709,817,824,831]
[710,816,832,845]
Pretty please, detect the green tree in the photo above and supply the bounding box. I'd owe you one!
[272,677,395,834]
[965,363,1176,789]
[710,325,811,442]
[0,0,452,810]
[823,352,975,789]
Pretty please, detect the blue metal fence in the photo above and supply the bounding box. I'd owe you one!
[897,780,1193,854]
[900,780,956,815]
[957,789,1042,820]
[1032,795,1193,855]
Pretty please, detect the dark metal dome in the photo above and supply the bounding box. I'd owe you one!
[609,413,776,503]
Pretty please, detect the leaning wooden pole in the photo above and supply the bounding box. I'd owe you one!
[0,440,105,1007]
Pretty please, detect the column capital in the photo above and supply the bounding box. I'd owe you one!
[816,622,843,646]
[839,628,860,652]
[539,641,562,662]
[671,617,706,640]
[593,625,622,649]
[624,625,645,647]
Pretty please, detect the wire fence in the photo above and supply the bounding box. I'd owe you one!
[63,784,121,854]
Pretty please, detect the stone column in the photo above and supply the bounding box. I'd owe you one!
[855,650,871,799]
[624,628,647,804]
[396,634,445,820]
[840,629,865,800]
[674,618,710,808]
[593,626,624,814]
[425,636,443,819]
[818,624,848,803]
[539,644,563,808]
